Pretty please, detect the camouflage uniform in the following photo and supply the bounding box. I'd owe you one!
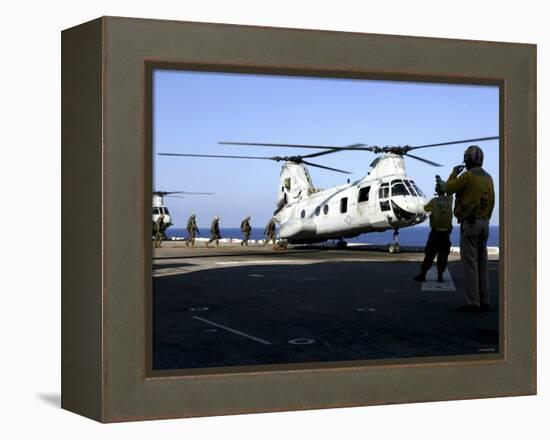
[185,215,199,247]
[264,219,276,245]
[240,217,252,246]
[206,217,221,247]
[153,215,166,248]
[446,165,495,308]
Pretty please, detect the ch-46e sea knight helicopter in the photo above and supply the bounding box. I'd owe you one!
[159,136,497,252]
[152,190,214,228]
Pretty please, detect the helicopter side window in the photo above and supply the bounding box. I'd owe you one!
[340,197,348,214]
[300,209,306,218]
[153,207,160,215]
[380,200,391,212]
[358,186,370,203]
[315,206,321,216]
[391,180,409,197]
[323,204,329,215]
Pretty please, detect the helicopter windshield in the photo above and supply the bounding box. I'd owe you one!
[162,207,170,215]
[410,180,424,196]
[153,207,160,215]
[391,179,410,197]
[403,179,417,196]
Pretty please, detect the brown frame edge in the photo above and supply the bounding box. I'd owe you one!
[61,16,536,422]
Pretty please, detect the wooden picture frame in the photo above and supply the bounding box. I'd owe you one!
[61,16,536,422]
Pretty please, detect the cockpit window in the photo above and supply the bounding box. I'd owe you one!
[153,207,160,215]
[403,180,417,196]
[163,207,170,215]
[391,180,410,197]
[410,180,424,196]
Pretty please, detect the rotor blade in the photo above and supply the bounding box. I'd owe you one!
[165,195,186,199]
[301,143,370,159]
[409,136,499,150]
[158,152,277,160]
[219,141,352,150]
[405,153,443,167]
[301,160,352,174]
[220,140,379,155]
[166,192,214,196]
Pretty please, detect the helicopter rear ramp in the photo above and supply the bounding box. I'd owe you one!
[152,243,500,371]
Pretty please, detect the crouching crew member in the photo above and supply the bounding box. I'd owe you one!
[445,145,495,312]
[414,176,453,283]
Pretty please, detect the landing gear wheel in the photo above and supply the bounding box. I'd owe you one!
[388,229,401,254]
[336,240,348,249]
[388,243,401,254]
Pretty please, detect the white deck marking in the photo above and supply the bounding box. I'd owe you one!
[421,267,456,292]
[215,260,312,265]
[192,316,272,345]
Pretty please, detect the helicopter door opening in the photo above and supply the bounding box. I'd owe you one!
[356,185,374,222]
[358,186,370,203]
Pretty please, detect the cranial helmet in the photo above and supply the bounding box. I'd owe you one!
[464,145,484,166]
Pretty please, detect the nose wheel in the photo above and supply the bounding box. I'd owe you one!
[336,239,348,249]
[388,229,400,254]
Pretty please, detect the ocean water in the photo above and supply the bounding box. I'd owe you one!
[166,225,499,247]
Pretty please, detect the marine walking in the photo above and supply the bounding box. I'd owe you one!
[206,216,221,247]
[264,219,276,246]
[153,213,167,248]
[184,214,199,247]
[240,216,252,246]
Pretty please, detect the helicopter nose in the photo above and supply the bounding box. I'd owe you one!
[398,197,426,215]
[415,197,429,214]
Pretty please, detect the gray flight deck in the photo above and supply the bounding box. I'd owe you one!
[152,242,499,371]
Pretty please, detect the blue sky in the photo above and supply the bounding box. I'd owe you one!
[153,70,499,228]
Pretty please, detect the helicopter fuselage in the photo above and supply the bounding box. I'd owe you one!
[274,154,428,244]
[152,193,173,226]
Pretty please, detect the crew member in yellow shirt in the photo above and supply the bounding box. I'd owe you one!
[414,176,453,283]
[444,145,495,312]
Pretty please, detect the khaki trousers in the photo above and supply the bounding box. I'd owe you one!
[460,219,490,307]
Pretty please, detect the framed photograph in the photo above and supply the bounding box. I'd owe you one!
[62,16,536,422]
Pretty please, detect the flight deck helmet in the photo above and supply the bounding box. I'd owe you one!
[464,145,484,168]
